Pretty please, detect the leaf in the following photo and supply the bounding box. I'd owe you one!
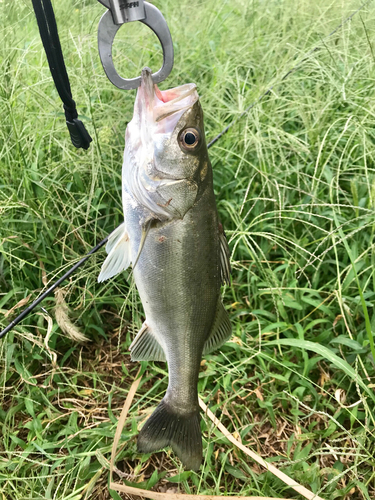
[225,464,248,480]
[108,489,122,500]
[261,322,289,335]
[146,469,159,489]
[330,336,364,351]
[168,471,191,483]
[61,494,82,500]
[4,294,31,318]
[283,298,303,310]
[24,397,35,418]
[303,318,331,333]
[300,295,334,317]
[267,339,375,404]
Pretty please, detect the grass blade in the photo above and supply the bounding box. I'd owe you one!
[267,339,375,404]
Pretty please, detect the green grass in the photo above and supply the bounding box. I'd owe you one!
[1,0,375,498]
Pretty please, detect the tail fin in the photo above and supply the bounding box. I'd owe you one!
[137,398,202,471]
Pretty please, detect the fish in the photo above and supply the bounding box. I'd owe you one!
[98,67,231,471]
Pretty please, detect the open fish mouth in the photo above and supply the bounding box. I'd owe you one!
[135,67,199,134]
[124,68,201,220]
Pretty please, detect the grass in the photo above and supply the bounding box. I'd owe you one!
[1,0,375,498]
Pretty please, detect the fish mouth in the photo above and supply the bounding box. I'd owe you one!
[136,68,199,132]
[126,68,200,220]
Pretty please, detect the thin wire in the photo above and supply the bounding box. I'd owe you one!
[207,0,374,148]
[1,0,373,339]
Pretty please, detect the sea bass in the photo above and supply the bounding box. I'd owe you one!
[98,68,231,471]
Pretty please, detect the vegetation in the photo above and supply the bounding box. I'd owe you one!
[1,0,375,498]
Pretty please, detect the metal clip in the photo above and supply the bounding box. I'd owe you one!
[97,0,174,90]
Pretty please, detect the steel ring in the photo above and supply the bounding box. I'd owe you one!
[98,2,174,90]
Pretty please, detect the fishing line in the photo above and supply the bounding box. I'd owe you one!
[0,238,107,339]
[0,0,373,339]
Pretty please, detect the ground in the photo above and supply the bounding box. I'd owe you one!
[1,0,375,499]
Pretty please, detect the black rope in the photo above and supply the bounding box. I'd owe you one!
[0,0,373,339]
[31,0,92,149]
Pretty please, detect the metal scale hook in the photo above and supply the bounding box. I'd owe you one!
[97,0,174,89]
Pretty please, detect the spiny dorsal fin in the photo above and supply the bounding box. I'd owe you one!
[203,298,232,355]
[98,222,131,282]
[219,223,231,285]
[130,323,166,362]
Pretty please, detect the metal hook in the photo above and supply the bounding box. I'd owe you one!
[97,0,174,90]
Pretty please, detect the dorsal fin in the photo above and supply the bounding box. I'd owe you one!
[219,222,231,285]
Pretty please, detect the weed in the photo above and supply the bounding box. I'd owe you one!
[1,0,375,498]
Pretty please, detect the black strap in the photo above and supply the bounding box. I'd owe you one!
[31,0,92,150]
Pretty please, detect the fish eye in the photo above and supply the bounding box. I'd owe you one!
[179,128,200,151]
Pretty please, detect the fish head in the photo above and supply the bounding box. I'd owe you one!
[124,68,210,220]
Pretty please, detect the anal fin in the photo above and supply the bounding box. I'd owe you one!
[130,323,166,362]
[203,298,232,355]
[98,222,131,282]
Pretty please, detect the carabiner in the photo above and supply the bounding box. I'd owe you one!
[97,0,174,90]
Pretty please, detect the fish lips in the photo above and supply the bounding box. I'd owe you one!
[135,67,155,116]
[135,67,199,129]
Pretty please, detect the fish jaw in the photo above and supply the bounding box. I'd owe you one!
[128,67,199,159]
[133,67,199,133]
[123,68,206,220]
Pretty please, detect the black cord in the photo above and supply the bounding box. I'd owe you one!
[31,0,92,149]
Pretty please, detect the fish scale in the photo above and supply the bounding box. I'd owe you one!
[98,67,232,470]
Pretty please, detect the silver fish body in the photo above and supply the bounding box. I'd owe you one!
[99,68,231,470]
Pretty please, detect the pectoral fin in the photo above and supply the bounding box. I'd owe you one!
[130,323,166,362]
[203,298,232,355]
[98,222,131,282]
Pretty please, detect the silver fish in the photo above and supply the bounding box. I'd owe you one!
[98,68,231,470]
